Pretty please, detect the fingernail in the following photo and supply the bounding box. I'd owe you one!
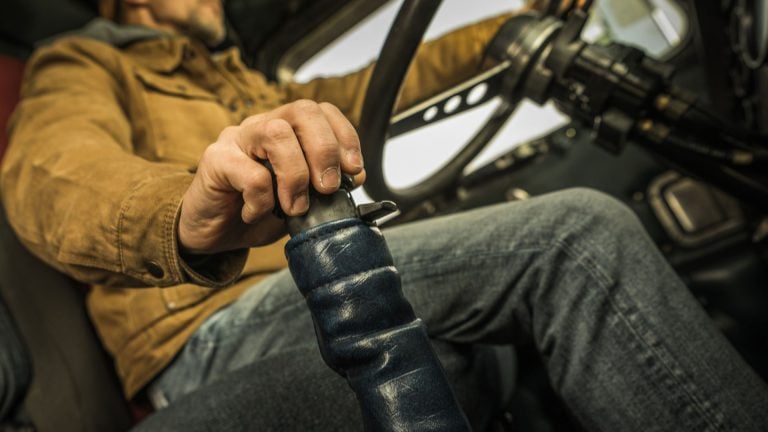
[321,167,341,189]
[291,192,309,215]
[346,149,363,169]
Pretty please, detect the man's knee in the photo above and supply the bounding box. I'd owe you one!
[548,187,646,240]
[475,187,646,251]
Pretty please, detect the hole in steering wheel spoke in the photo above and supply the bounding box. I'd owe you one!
[467,83,488,105]
[444,96,462,114]
[423,106,439,122]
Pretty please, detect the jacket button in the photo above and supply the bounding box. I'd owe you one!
[146,261,165,279]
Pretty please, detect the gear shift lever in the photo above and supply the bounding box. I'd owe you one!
[282,178,471,431]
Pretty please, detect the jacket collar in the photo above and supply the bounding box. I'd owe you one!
[125,37,192,73]
[41,18,163,48]
[42,18,194,73]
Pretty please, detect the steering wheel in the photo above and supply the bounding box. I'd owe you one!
[358,0,595,213]
[358,0,520,213]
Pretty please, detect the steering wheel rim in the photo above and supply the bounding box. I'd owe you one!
[359,0,517,212]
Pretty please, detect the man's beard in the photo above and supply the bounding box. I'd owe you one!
[182,15,226,47]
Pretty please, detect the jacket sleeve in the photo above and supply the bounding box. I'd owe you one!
[281,12,516,126]
[0,38,246,288]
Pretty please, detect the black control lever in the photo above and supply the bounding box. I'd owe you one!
[283,176,398,236]
[281,178,471,431]
[487,11,768,211]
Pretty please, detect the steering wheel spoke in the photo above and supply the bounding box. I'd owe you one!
[360,0,521,212]
[389,61,511,138]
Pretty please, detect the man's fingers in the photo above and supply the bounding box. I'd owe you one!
[206,146,275,224]
[258,119,311,216]
[318,102,364,176]
[181,101,361,254]
[352,169,366,187]
[238,166,275,224]
[231,100,359,218]
[236,118,310,216]
[279,100,342,194]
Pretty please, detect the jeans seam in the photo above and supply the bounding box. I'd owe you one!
[556,237,730,432]
[396,244,544,278]
[404,233,731,430]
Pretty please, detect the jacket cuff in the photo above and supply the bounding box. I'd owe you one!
[178,247,248,288]
[117,173,246,287]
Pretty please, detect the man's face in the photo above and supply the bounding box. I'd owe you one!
[148,0,226,46]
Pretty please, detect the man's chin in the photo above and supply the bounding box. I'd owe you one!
[205,30,227,47]
[187,24,227,47]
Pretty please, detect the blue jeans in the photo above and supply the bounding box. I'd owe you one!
[140,189,768,431]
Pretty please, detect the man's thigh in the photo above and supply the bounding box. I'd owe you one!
[147,270,314,407]
[146,268,509,430]
[147,200,541,420]
[152,200,531,383]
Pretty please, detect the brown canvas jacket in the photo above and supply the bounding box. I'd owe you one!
[1,13,514,398]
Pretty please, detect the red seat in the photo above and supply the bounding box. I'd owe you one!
[0,53,134,431]
[0,55,25,160]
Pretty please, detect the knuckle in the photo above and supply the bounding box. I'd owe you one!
[243,200,269,222]
[284,168,310,187]
[201,141,227,163]
[250,190,274,214]
[303,139,340,167]
[290,99,321,113]
[318,102,341,114]
[240,113,264,128]
[243,177,274,217]
[314,138,340,154]
[215,126,240,144]
[245,169,273,191]
[210,129,244,157]
[262,118,294,142]
[337,127,361,147]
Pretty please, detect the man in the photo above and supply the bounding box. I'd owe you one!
[2,0,767,430]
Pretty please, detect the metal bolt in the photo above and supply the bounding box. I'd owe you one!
[505,188,530,202]
[495,155,515,170]
[457,187,470,201]
[515,144,535,158]
[639,119,654,131]
[655,94,671,111]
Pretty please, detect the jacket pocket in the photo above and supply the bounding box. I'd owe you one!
[135,69,219,101]
[134,69,231,164]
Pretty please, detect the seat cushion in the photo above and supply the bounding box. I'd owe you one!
[0,56,24,160]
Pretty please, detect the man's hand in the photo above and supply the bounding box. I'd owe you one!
[178,100,365,255]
